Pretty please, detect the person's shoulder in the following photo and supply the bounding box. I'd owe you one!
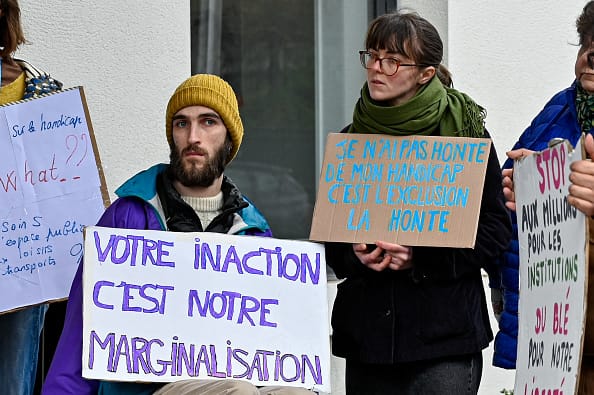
[543,83,576,108]
[237,194,272,234]
[115,164,167,201]
[14,58,63,99]
[506,83,579,161]
[523,83,578,140]
[97,196,156,230]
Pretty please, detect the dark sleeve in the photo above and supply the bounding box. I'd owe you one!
[410,139,513,282]
[325,242,369,279]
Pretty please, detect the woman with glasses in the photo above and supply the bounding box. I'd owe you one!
[324,11,511,394]
[492,1,594,391]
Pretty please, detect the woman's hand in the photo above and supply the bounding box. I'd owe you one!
[503,148,534,212]
[353,240,413,272]
[568,133,594,216]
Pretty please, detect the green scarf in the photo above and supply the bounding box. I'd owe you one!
[349,76,486,137]
[576,82,594,134]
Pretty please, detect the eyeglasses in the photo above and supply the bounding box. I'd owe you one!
[359,50,432,76]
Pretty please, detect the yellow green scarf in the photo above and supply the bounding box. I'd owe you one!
[349,76,486,138]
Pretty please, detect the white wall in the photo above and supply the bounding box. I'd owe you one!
[450,0,585,160]
[17,0,190,197]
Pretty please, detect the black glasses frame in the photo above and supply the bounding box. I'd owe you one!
[359,50,432,76]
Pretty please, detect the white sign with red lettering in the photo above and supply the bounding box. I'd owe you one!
[514,139,587,395]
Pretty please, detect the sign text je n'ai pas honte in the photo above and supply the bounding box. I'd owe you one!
[310,133,490,247]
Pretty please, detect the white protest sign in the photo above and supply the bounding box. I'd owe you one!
[0,88,108,313]
[82,226,331,392]
[514,139,587,395]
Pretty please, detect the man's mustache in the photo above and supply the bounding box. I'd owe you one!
[182,144,208,156]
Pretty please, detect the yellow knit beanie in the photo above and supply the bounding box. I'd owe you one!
[166,74,243,163]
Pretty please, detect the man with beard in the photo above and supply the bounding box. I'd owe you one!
[42,75,313,395]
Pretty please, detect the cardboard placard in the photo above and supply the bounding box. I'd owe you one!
[0,87,108,313]
[309,133,490,247]
[514,139,587,395]
[82,226,331,392]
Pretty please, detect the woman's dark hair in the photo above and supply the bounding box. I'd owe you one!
[365,11,452,86]
[0,0,26,58]
[577,1,594,46]
[436,64,453,88]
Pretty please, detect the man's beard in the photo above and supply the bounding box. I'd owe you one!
[169,141,231,187]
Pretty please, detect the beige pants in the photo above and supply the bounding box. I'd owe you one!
[153,379,316,395]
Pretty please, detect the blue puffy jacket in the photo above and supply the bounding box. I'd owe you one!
[492,82,589,368]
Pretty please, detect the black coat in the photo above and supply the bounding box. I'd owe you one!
[326,139,512,364]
